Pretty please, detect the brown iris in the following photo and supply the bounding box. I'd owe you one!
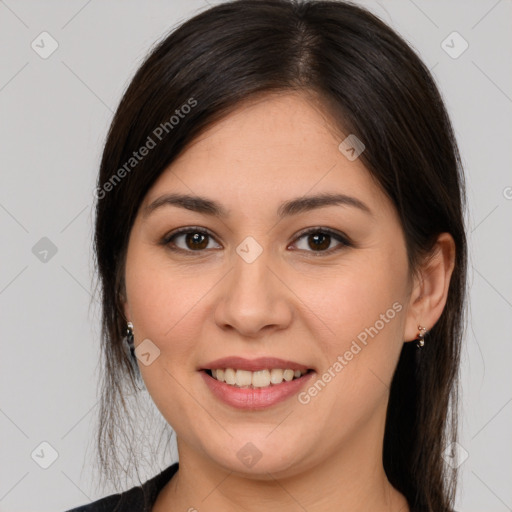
[307,233,331,251]
[185,232,209,250]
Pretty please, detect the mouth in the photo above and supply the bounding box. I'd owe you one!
[203,367,313,388]
[199,357,316,409]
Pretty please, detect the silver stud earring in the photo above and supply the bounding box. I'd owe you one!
[126,321,135,355]
[416,325,427,348]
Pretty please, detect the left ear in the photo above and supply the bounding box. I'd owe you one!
[404,233,456,342]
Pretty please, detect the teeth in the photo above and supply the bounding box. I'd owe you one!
[235,370,252,387]
[224,368,236,385]
[283,369,294,381]
[209,368,308,388]
[270,368,284,384]
[252,369,270,387]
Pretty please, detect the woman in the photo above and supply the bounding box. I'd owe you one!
[66,0,467,510]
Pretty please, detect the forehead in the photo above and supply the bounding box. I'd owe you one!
[142,92,390,218]
[171,92,345,174]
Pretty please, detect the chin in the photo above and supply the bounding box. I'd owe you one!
[202,436,310,479]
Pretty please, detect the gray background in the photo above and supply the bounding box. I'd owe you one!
[0,1,511,511]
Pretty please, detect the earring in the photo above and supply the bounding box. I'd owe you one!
[126,321,135,354]
[416,325,427,348]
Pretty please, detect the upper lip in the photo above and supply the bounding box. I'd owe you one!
[200,356,312,372]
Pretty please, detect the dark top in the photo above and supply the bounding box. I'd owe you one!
[64,462,179,512]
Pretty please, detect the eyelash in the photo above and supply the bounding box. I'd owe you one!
[160,226,353,256]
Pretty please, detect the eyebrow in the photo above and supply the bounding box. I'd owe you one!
[143,192,372,219]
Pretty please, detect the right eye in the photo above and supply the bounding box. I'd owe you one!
[162,227,222,254]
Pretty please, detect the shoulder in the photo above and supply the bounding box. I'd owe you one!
[411,509,459,512]
[64,492,125,512]
[410,506,458,512]
[64,484,144,512]
[63,462,179,512]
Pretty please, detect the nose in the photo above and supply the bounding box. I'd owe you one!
[214,245,293,338]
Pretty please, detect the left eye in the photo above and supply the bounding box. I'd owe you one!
[291,228,351,254]
[162,227,351,254]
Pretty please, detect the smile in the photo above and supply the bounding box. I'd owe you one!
[201,368,315,410]
[205,368,310,388]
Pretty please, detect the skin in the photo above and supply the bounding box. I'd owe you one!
[122,91,455,512]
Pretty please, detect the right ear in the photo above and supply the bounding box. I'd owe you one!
[118,283,131,323]
[123,302,131,323]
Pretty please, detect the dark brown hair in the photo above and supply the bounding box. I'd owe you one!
[93,1,467,510]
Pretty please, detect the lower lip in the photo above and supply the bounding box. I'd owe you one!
[200,370,315,410]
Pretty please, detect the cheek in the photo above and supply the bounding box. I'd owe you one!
[126,265,173,336]
[295,249,408,402]
[124,246,226,378]
[125,238,194,329]
[300,251,407,345]
[124,244,186,356]
[123,249,207,420]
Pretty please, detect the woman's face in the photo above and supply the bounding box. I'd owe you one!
[123,92,417,478]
